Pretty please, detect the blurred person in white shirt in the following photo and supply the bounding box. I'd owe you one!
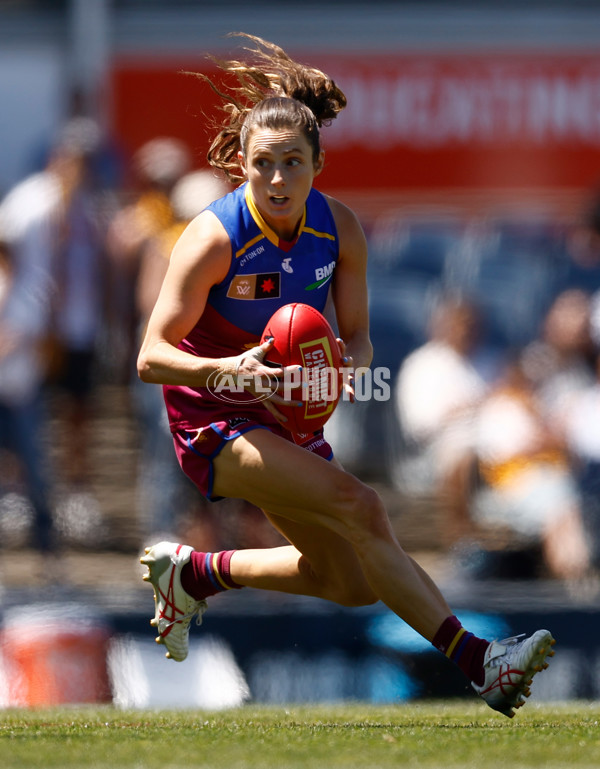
[473,355,591,581]
[394,296,489,544]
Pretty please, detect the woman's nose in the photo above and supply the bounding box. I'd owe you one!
[271,167,284,185]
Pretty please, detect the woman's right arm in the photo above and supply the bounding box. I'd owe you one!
[137,208,297,423]
[137,210,237,387]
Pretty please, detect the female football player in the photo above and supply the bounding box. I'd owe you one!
[138,33,554,717]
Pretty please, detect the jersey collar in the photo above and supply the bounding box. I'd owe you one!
[245,184,306,253]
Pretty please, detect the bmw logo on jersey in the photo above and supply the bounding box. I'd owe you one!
[305,260,336,291]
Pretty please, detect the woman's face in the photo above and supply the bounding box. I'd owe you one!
[238,127,324,240]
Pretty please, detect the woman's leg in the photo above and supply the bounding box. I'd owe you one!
[211,429,451,641]
[142,427,555,716]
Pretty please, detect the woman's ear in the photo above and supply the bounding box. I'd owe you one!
[237,150,248,178]
[314,150,325,177]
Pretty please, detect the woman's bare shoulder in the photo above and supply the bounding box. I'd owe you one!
[322,193,360,226]
[166,209,232,287]
[322,193,367,256]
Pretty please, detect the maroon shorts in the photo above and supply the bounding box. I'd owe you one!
[172,418,333,501]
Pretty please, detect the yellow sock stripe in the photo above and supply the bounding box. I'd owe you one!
[211,552,231,590]
[445,627,467,658]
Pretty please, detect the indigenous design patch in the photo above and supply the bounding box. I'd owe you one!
[226,272,281,300]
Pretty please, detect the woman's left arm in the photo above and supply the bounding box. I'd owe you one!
[328,197,373,373]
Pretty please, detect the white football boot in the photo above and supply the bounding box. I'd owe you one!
[140,541,207,662]
[472,629,556,717]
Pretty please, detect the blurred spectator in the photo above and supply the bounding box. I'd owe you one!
[105,137,192,383]
[393,296,489,543]
[29,87,124,195]
[561,188,600,295]
[46,118,109,489]
[0,195,57,553]
[561,350,600,567]
[521,289,596,433]
[564,352,600,473]
[135,169,228,321]
[472,355,591,581]
[522,288,599,572]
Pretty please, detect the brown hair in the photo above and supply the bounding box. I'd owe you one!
[187,33,347,183]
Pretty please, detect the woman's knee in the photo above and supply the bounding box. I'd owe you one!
[332,474,391,543]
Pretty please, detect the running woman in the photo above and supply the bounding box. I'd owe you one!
[138,33,554,717]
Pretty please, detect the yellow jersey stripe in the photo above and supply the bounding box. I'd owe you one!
[235,233,264,259]
[302,226,336,241]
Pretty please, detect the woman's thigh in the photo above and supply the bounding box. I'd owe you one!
[211,427,373,536]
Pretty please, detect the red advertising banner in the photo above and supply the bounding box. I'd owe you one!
[110,52,600,199]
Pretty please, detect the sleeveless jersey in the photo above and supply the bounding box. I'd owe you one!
[164,182,340,431]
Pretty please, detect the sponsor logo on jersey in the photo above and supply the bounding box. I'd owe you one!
[227,272,281,300]
[239,244,265,267]
[304,261,336,290]
[282,257,293,274]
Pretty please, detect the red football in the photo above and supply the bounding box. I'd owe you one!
[260,303,344,434]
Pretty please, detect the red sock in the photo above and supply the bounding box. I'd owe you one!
[432,615,489,686]
[180,550,242,601]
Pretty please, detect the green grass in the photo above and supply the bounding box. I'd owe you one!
[1,702,599,769]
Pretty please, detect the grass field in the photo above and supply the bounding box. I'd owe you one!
[1,701,599,769]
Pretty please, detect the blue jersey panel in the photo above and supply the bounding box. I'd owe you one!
[205,183,339,336]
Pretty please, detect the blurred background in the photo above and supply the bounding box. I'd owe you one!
[1,0,600,709]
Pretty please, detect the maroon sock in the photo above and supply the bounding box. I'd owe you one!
[432,615,490,686]
[180,550,242,601]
